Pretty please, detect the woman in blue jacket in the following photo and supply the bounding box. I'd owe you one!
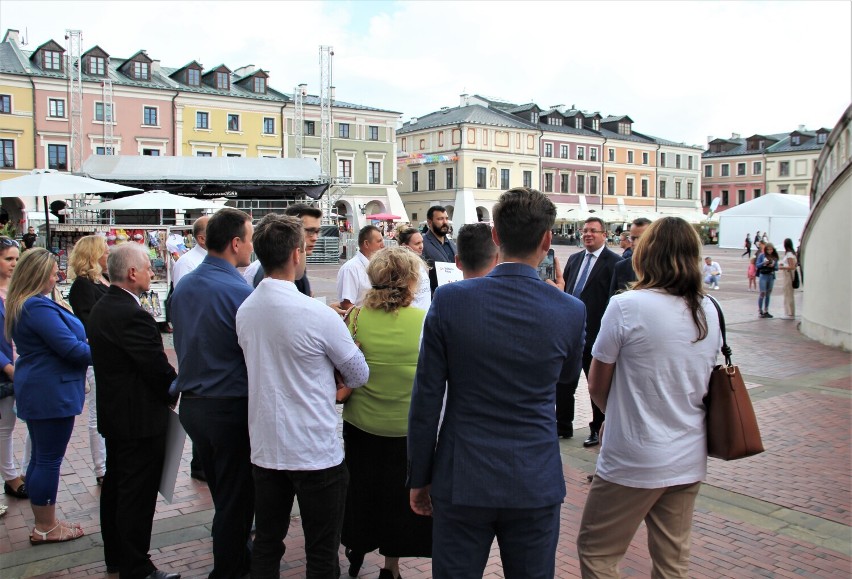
[5,248,91,545]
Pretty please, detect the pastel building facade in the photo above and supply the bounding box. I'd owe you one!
[654,138,703,213]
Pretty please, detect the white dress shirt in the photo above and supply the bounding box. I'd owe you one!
[336,251,371,306]
[171,244,207,286]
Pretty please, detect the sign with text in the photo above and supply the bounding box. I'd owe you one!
[435,262,464,286]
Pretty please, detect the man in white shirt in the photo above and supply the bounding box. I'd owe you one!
[171,216,208,287]
[336,224,384,311]
[236,214,369,578]
[702,257,722,290]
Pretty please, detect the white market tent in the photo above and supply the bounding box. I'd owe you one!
[717,193,810,248]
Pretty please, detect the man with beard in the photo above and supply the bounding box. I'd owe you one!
[422,205,457,295]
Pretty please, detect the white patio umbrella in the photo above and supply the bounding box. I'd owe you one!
[85,190,223,211]
[0,169,141,239]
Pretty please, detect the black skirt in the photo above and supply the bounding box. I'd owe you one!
[341,421,433,558]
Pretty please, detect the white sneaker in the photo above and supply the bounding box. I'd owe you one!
[713,285,720,290]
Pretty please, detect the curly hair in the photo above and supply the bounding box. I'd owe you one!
[68,235,108,282]
[363,247,421,313]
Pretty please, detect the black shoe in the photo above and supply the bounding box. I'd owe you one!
[558,431,573,439]
[378,570,402,579]
[345,548,364,577]
[4,481,28,499]
[583,432,600,447]
[764,312,773,318]
[190,469,207,482]
[143,570,180,579]
[106,566,119,574]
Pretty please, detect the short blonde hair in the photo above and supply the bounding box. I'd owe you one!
[69,235,108,282]
[363,247,421,313]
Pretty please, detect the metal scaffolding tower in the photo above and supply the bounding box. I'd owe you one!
[318,46,333,182]
[102,70,115,155]
[66,29,83,172]
[293,83,306,158]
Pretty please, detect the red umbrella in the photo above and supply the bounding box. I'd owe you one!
[367,213,402,221]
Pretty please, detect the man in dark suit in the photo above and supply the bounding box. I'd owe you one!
[408,188,585,578]
[559,216,620,446]
[609,217,652,296]
[88,243,179,579]
[421,205,457,294]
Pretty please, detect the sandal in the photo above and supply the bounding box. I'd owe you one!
[30,522,85,545]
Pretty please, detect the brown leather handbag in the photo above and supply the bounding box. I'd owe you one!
[704,296,765,460]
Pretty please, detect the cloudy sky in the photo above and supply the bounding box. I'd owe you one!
[3,1,850,147]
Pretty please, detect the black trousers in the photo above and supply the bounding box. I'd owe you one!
[101,433,166,579]
[556,350,605,436]
[180,397,255,579]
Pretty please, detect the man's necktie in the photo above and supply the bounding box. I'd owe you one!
[572,253,594,297]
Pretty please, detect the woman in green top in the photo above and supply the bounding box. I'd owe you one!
[342,247,432,579]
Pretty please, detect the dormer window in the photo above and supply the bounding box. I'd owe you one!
[791,135,801,146]
[618,122,631,135]
[133,61,149,80]
[43,50,62,71]
[253,77,266,93]
[531,112,539,123]
[216,72,229,90]
[575,118,582,129]
[817,132,827,144]
[187,68,200,86]
[88,56,105,76]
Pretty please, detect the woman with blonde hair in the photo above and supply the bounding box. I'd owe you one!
[342,246,431,579]
[7,248,91,544]
[577,217,721,578]
[68,235,110,485]
[396,225,431,311]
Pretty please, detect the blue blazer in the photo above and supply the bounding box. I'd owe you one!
[407,262,585,509]
[0,297,14,373]
[12,295,91,420]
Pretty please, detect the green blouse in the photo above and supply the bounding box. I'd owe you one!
[342,306,426,437]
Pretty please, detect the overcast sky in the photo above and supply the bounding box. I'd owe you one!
[3,0,850,147]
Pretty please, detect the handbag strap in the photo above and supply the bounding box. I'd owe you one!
[706,295,733,366]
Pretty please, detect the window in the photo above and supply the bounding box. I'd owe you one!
[560,145,568,159]
[675,154,681,169]
[196,111,209,129]
[704,191,712,207]
[48,98,65,118]
[133,61,149,80]
[608,148,615,162]
[779,161,790,176]
[544,173,553,192]
[339,123,350,138]
[143,106,158,126]
[791,135,800,146]
[688,156,694,170]
[577,146,585,161]
[412,170,419,191]
[626,177,634,196]
[754,188,761,198]
[523,171,532,188]
[227,114,240,131]
[738,190,746,204]
[1,139,14,167]
[477,167,487,189]
[501,169,510,190]
[544,143,553,157]
[226,153,241,158]
[659,153,666,167]
[704,165,713,178]
[369,161,382,185]
[642,179,648,197]
[589,175,598,194]
[88,56,105,76]
[659,180,666,198]
[95,146,114,155]
[305,121,315,136]
[263,117,275,135]
[575,117,583,129]
[607,176,615,195]
[618,122,630,135]
[627,151,634,164]
[142,148,160,156]
[187,68,200,86]
[48,144,67,170]
[753,161,762,175]
[675,181,681,199]
[561,174,570,193]
[817,132,827,144]
[368,126,379,141]
[338,159,352,178]
[443,168,453,189]
[577,174,586,194]
[721,164,730,177]
[590,148,597,162]
[0,94,9,114]
[687,182,693,199]
[737,162,746,176]
[428,169,436,191]
[196,151,213,157]
[640,152,647,165]
[722,190,729,205]
[253,77,266,93]
[43,50,61,71]
[95,102,104,121]
[216,71,229,90]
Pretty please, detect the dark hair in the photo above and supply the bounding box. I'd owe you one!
[456,223,496,272]
[205,207,251,253]
[632,217,652,227]
[253,214,304,272]
[783,238,795,253]
[358,225,381,247]
[632,217,708,341]
[284,204,323,219]
[764,243,780,260]
[427,206,446,221]
[585,216,606,230]
[491,187,556,258]
[396,227,420,246]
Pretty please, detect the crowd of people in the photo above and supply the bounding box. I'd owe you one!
[0,194,803,579]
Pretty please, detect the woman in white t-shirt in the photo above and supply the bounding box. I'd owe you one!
[396,226,431,311]
[778,238,799,318]
[577,217,722,579]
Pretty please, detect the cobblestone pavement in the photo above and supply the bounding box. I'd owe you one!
[1,246,849,578]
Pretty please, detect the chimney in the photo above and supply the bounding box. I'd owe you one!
[235,64,256,77]
[707,136,715,143]
[460,93,469,107]
[798,124,806,131]
[410,116,418,125]
[151,59,160,73]
[3,29,20,44]
[731,132,740,139]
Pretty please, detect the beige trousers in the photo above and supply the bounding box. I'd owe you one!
[577,476,701,579]
[783,271,795,317]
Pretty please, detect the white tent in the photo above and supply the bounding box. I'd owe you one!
[717,193,810,249]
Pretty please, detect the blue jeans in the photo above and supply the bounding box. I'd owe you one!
[251,461,348,579]
[704,275,720,286]
[25,416,75,506]
[759,274,775,311]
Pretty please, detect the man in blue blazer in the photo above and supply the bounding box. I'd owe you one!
[421,205,457,295]
[408,188,585,579]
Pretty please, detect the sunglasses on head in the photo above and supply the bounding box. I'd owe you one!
[0,238,19,248]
